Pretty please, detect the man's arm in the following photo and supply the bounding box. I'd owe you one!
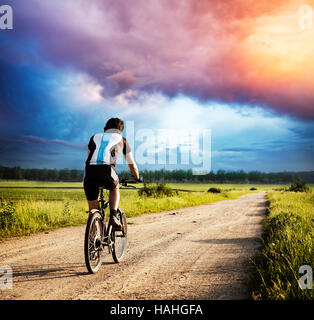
[123,137,140,180]
[124,151,140,180]
[128,163,139,181]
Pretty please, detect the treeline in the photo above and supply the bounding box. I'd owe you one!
[1,166,312,184]
[0,166,83,182]
[130,169,314,184]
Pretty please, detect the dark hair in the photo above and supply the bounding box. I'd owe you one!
[104,118,124,132]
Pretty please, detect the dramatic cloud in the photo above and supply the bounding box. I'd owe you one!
[20,135,87,150]
[0,0,313,171]
[2,0,314,119]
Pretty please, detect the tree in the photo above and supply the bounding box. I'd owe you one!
[59,169,71,181]
[47,169,58,181]
[216,169,226,183]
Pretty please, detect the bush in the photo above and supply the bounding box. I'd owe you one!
[288,177,310,192]
[138,182,177,198]
[207,187,221,193]
[0,200,16,228]
[250,187,257,191]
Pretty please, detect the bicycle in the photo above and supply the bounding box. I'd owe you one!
[84,178,140,274]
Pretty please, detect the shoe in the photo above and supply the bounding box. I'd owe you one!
[89,209,100,214]
[110,210,122,230]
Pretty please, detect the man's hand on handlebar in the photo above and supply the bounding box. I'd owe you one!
[136,175,144,183]
[120,175,143,186]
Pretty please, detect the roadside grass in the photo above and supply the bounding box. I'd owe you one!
[251,189,314,300]
[0,200,87,238]
[0,180,270,240]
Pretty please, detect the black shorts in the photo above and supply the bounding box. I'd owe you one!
[83,165,119,200]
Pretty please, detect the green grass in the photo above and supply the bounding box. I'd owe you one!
[251,189,314,300]
[0,180,268,240]
[0,180,83,188]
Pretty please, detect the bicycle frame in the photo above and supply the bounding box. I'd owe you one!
[98,187,114,253]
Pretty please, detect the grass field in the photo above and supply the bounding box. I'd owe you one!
[1,180,313,300]
[0,180,268,239]
[251,189,314,300]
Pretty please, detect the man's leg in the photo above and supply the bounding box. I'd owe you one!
[84,174,99,212]
[109,184,121,228]
[88,199,99,211]
[109,184,120,210]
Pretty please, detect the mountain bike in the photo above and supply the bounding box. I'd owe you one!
[84,178,139,274]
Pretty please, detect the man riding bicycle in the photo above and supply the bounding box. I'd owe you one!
[83,118,140,229]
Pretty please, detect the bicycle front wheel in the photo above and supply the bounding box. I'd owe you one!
[84,212,103,274]
[112,209,127,263]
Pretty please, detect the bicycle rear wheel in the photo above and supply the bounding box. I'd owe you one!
[112,209,127,263]
[84,211,103,274]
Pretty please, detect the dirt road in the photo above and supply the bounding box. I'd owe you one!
[0,192,266,300]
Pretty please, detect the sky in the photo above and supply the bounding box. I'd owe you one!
[0,0,313,173]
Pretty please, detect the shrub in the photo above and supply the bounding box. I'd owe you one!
[138,182,177,198]
[207,187,221,193]
[288,177,310,192]
[0,200,16,228]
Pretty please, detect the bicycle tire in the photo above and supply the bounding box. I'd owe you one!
[112,209,127,263]
[84,211,103,274]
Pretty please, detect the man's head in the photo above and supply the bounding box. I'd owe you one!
[104,118,124,133]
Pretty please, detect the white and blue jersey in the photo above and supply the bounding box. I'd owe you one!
[86,132,134,166]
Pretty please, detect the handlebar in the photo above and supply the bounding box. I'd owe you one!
[120,176,143,187]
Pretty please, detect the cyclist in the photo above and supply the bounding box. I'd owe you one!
[83,117,140,229]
